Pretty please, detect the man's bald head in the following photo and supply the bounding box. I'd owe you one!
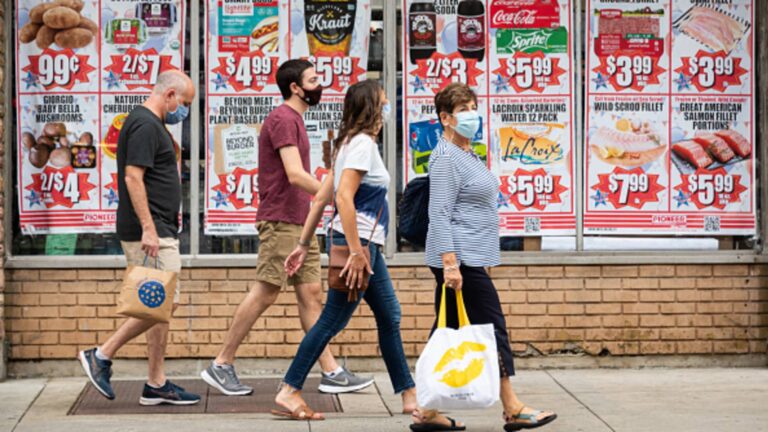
[153,70,193,96]
[145,69,195,123]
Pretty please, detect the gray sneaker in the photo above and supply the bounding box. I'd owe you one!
[318,367,375,394]
[200,361,253,396]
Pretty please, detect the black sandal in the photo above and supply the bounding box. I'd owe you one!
[503,406,557,431]
[410,416,466,431]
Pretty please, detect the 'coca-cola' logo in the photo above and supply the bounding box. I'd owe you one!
[490,2,560,29]
[493,10,536,27]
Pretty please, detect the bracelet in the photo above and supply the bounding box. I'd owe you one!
[297,238,310,247]
[444,264,459,271]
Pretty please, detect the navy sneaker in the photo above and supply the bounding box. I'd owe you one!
[78,348,115,400]
[139,381,201,406]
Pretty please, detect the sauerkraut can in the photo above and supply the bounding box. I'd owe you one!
[14,0,186,235]
[585,0,755,235]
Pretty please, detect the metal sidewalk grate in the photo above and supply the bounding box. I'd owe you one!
[69,378,342,415]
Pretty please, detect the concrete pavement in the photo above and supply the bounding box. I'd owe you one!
[2,368,767,431]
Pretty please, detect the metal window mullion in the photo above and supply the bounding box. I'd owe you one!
[758,1,768,254]
[384,1,398,259]
[189,0,201,258]
[4,0,15,261]
[575,0,584,252]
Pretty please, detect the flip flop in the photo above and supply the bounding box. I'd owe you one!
[503,406,557,431]
[270,404,325,421]
[409,416,466,431]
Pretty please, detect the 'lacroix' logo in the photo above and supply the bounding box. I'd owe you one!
[433,341,487,388]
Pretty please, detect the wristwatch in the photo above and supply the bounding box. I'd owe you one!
[298,238,310,247]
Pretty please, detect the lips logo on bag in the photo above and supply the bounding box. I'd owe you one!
[138,279,166,308]
[433,341,487,388]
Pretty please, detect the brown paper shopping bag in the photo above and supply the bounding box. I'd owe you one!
[116,262,177,323]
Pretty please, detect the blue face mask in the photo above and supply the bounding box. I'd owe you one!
[165,97,189,125]
[453,110,480,139]
[381,102,392,123]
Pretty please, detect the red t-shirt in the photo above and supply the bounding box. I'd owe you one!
[255,104,311,225]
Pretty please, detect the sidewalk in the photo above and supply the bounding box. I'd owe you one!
[2,368,767,432]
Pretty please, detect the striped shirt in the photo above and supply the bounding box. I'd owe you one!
[425,138,500,268]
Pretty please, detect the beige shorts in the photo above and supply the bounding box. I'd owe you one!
[255,221,321,288]
[121,237,182,303]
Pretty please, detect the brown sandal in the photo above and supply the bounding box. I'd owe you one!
[271,404,325,421]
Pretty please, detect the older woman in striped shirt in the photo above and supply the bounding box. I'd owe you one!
[411,83,557,432]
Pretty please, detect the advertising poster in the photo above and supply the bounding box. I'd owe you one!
[584,0,755,235]
[205,0,370,235]
[403,0,576,236]
[489,0,575,236]
[15,0,185,234]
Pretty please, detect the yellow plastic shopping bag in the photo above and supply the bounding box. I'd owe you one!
[415,284,500,410]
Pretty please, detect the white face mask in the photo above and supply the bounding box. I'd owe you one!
[381,102,392,123]
[452,110,480,139]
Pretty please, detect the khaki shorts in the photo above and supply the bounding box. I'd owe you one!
[255,221,321,288]
[121,237,182,303]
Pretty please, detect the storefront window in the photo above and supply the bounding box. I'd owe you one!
[6,1,763,261]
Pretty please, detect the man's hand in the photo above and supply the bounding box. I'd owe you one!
[142,227,160,257]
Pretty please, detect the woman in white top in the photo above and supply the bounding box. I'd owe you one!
[275,79,425,420]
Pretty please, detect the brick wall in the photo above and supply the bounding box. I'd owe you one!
[3,264,767,361]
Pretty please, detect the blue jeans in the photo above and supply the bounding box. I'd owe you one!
[283,232,415,394]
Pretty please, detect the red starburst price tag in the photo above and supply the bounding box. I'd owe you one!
[594,167,664,209]
[676,50,748,93]
[500,168,566,211]
[26,166,96,208]
[594,51,665,92]
[105,48,177,90]
[213,168,259,210]
[411,52,484,94]
[212,51,278,93]
[24,48,96,90]
[675,168,746,210]
[493,52,566,93]
[308,54,366,93]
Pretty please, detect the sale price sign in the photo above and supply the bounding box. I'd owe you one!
[410,52,485,94]
[492,52,567,94]
[105,48,177,90]
[500,168,567,211]
[592,167,665,210]
[593,51,666,92]
[26,166,97,209]
[674,168,747,210]
[212,168,260,210]
[307,54,367,93]
[211,50,279,93]
[675,50,749,93]
[23,48,97,91]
